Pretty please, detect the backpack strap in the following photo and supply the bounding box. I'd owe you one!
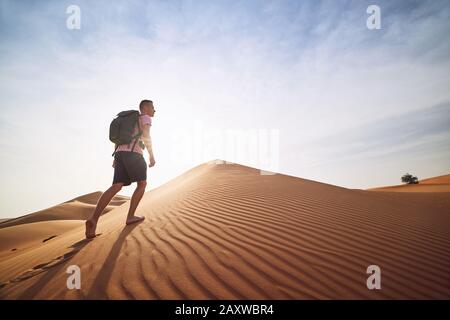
[130,115,143,153]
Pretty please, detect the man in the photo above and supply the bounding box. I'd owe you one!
[85,100,156,239]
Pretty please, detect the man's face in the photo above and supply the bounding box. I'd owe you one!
[145,103,156,117]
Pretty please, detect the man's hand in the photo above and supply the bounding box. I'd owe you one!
[149,156,156,168]
[112,159,116,168]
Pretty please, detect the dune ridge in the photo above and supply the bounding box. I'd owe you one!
[368,174,450,193]
[0,161,449,299]
[0,192,129,261]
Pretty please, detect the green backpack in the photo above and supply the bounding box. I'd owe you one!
[109,110,143,156]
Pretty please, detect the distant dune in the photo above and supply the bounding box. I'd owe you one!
[0,192,128,262]
[368,174,450,192]
[0,192,129,229]
[0,161,449,299]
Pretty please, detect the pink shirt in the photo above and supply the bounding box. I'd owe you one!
[115,114,152,155]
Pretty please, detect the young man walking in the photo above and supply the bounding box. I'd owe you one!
[85,100,156,238]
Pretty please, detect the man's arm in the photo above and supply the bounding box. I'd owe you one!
[141,123,155,166]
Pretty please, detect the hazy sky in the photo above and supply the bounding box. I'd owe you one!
[1,0,449,218]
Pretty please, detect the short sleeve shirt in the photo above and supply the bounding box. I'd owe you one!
[115,114,152,155]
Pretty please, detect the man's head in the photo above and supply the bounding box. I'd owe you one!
[139,99,155,117]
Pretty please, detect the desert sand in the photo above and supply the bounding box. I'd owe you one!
[368,174,450,193]
[0,192,129,229]
[0,160,449,299]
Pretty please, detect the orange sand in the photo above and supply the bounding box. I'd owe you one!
[0,161,449,299]
[368,174,450,193]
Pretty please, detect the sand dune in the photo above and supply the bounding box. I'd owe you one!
[368,174,450,193]
[0,161,449,299]
[0,221,83,256]
[0,192,129,229]
[420,174,450,184]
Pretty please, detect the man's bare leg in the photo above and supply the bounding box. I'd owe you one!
[85,183,123,238]
[126,180,147,225]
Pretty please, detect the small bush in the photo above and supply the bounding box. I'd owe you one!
[401,173,419,184]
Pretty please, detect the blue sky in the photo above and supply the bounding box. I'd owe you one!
[1,0,449,218]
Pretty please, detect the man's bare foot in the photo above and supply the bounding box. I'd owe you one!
[85,219,97,239]
[126,215,145,225]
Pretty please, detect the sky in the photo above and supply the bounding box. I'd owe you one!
[0,0,449,218]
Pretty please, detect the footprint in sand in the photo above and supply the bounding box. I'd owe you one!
[0,237,95,288]
[42,235,58,243]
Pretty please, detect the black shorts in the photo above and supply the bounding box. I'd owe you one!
[113,151,147,186]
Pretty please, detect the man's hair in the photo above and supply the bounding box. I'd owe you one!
[139,99,153,111]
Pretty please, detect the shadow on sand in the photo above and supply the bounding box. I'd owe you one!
[86,222,141,299]
[14,238,94,299]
